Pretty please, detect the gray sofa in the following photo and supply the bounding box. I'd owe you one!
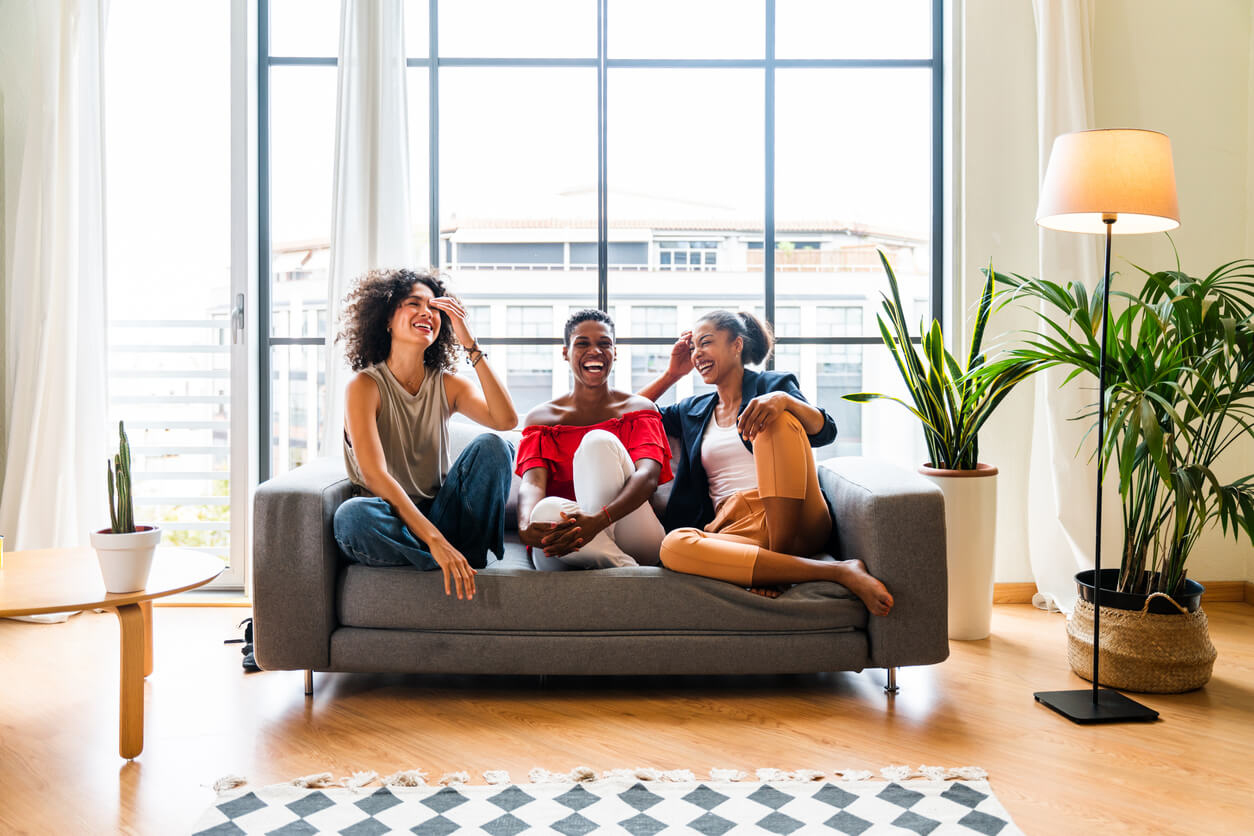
[253,426,949,693]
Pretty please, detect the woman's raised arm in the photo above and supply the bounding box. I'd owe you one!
[637,331,693,403]
[432,296,518,430]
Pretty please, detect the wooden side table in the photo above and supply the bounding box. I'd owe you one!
[0,547,223,758]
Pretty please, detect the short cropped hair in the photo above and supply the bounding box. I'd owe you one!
[563,308,616,346]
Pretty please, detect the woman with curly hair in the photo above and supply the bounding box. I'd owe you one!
[639,310,893,615]
[333,267,518,601]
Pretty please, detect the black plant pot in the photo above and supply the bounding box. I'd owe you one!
[1076,569,1205,614]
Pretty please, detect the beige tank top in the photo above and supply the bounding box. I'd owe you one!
[344,362,450,501]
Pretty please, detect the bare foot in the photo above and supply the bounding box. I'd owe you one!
[747,585,787,598]
[834,559,894,615]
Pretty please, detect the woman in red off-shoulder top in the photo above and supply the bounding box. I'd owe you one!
[515,310,673,569]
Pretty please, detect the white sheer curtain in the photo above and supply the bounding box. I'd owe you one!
[0,0,109,551]
[1029,0,1104,613]
[320,0,414,456]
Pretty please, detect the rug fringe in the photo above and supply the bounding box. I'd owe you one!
[343,770,378,791]
[598,768,696,783]
[210,775,248,794]
[226,764,989,792]
[382,769,428,787]
[709,768,748,781]
[833,769,874,781]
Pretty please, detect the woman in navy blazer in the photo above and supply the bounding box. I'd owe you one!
[638,310,893,615]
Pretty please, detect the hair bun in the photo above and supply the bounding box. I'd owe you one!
[737,310,775,366]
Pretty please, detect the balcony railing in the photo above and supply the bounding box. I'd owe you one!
[108,319,232,563]
[450,262,650,271]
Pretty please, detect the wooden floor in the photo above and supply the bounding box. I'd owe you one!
[0,603,1251,835]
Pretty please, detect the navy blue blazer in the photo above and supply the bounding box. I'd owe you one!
[657,368,837,532]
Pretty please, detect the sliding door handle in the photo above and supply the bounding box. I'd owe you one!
[231,293,245,344]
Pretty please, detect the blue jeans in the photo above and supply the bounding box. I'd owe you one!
[333,433,515,571]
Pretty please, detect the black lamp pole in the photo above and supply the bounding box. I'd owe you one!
[1033,217,1160,723]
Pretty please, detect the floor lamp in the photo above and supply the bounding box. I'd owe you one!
[1031,129,1180,724]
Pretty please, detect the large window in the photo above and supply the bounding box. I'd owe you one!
[105,0,245,586]
[262,0,940,477]
[506,306,560,417]
[630,307,679,406]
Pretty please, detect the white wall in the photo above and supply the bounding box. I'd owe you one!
[963,0,1254,583]
[960,0,1041,583]
[1093,0,1253,585]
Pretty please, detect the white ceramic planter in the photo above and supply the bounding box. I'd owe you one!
[918,464,998,641]
[89,526,162,593]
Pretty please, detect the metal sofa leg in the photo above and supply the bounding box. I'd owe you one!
[305,669,313,696]
[884,667,899,695]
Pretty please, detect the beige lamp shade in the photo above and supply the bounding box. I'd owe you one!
[1036,129,1180,235]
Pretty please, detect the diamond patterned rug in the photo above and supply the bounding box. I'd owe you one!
[191,774,1022,834]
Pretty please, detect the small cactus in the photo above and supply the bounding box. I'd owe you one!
[107,421,136,533]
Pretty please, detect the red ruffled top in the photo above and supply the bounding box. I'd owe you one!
[515,409,674,501]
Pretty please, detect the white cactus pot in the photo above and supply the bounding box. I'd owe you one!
[918,464,998,641]
[89,526,162,593]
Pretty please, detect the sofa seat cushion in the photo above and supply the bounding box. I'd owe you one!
[338,549,867,634]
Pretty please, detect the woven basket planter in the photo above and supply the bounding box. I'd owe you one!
[1067,592,1217,693]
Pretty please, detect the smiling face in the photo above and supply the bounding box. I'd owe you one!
[563,319,616,387]
[691,318,743,385]
[387,282,442,351]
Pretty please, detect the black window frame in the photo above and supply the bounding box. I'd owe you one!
[258,0,943,481]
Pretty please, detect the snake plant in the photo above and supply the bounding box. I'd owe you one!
[843,250,1035,470]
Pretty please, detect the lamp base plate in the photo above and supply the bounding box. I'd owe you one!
[1033,688,1159,724]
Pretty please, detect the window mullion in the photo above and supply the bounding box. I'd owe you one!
[429,0,440,268]
[597,0,608,312]
[257,0,272,483]
[764,0,776,369]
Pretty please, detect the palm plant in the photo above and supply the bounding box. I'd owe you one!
[984,257,1254,596]
[844,250,1035,470]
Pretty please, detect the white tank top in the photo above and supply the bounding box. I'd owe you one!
[700,415,757,510]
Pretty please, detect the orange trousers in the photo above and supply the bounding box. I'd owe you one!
[659,411,832,585]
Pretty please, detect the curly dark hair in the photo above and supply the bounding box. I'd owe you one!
[336,268,460,372]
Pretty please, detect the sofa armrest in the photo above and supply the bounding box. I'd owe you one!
[252,457,352,671]
[818,457,949,669]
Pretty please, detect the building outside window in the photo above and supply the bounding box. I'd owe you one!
[773,306,801,382]
[630,306,678,406]
[260,0,940,486]
[507,306,556,417]
[817,306,865,453]
[658,240,718,271]
[571,242,649,270]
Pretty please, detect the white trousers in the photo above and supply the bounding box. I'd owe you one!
[529,429,666,569]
